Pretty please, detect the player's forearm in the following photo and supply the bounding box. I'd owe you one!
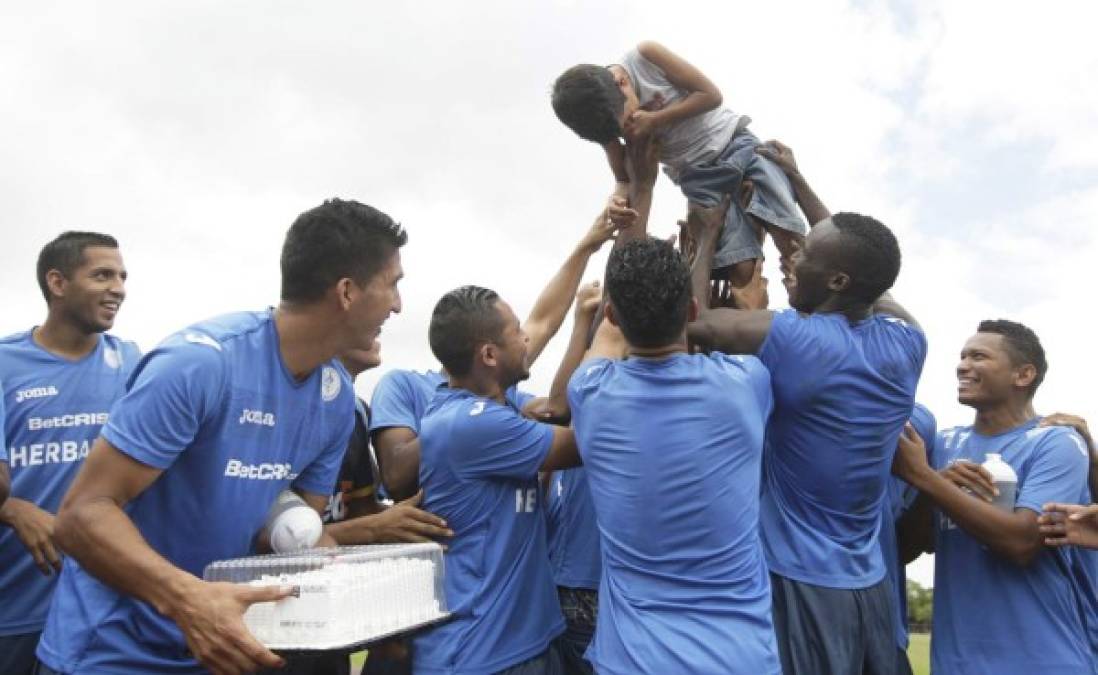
[0,496,40,527]
[325,514,385,546]
[605,142,630,185]
[786,169,831,227]
[546,311,600,419]
[55,497,198,616]
[908,467,1042,566]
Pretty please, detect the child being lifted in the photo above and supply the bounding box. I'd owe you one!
[552,40,806,289]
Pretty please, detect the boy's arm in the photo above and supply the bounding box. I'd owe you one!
[629,41,722,137]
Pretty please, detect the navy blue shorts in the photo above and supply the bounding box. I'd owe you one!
[770,573,898,675]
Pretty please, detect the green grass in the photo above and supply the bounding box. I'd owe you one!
[908,632,930,675]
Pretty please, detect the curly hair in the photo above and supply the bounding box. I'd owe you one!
[830,212,901,303]
[606,237,691,348]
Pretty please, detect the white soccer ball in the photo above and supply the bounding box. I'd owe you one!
[269,504,323,553]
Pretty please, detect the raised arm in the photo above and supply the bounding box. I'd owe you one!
[523,209,625,364]
[755,140,831,227]
[539,281,604,423]
[624,41,722,139]
[540,426,583,472]
[684,197,774,354]
[56,439,291,673]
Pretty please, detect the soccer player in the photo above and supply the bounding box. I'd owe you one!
[683,140,927,674]
[892,320,1096,674]
[35,199,406,675]
[372,206,624,500]
[0,232,139,675]
[412,285,585,675]
[568,235,780,674]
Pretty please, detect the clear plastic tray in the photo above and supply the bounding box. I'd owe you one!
[203,543,449,651]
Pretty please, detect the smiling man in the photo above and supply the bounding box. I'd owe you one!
[892,320,1096,675]
[34,200,407,675]
[0,232,141,675]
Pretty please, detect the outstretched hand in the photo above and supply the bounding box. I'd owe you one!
[1039,502,1098,549]
[369,489,453,544]
[891,423,932,483]
[756,139,800,177]
[583,206,632,252]
[575,280,603,318]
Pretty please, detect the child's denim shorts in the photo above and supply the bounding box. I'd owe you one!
[675,129,807,268]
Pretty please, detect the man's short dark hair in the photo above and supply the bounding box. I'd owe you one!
[280,198,407,303]
[606,238,691,348]
[830,212,901,304]
[977,319,1048,395]
[429,286,505,377]
[551,65,625,145]
[37,231,119,303]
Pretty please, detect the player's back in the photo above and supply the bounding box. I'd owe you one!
[757,310,927,589]
[568,351,779,675]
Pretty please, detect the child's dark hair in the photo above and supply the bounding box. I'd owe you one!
[551,65,625,144]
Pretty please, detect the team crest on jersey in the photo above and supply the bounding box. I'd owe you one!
[184,332,222,351]
[321,366,341,402]
[103,347,121,369]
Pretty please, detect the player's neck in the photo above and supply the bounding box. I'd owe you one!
[34,313,100,360]
[813,296,872,323]
[627,342,687,359]
[448,371,506,404]
[273,305,341,382]
[972,400,1035,436]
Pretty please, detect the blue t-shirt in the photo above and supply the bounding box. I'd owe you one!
[757,310,927,588]
[413,387,562,675]
[0,330,140,636]
[36,311,353,674]
[568,352,780,675]
[368,369,534,435]
[877,403,936,649]
[546,466,601,590]
[931,419,1096,675]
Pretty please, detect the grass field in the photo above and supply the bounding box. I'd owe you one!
[351,636,933,674]
[908,632,930,675]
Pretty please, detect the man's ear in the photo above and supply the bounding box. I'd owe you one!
[45,269,67,302]
[480,342,498,369]
[604,301,620,327]
[1014,363,1038,391]
[335,278,356,311]
[827,272,851,294]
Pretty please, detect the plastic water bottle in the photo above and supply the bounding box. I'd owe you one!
[982,453,1017,512]
[267,490,323,552]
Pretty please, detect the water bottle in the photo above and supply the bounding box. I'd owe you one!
[982,453,1018,512]
[267,490,323,552]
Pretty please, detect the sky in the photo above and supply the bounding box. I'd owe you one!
[2,0,1096,586]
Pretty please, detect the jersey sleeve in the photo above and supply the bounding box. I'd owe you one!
[567,357,613,418]
[101,343,226,470]
[451,401,554,481]
[711,353,773,420]
[1015,428,1090,514]
[369,371,422,433]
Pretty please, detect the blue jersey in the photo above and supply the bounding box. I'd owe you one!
[368,369,534,435]
[931,419,1096,675]
[568,352,780,675]
[757,310,927,588]
[546,467,601,590]
[36,311,353,674]
[877,403,936,649]
[413,387,562,674]
[0,330,140,636]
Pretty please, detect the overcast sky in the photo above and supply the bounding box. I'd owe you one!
[2,1,1096,586]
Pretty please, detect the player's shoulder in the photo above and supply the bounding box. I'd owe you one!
[568,356,616,394]
[708,351,767,375]
[1027,423,1090,461]
[378,367,439,391]
[101,333,142,366]
[0,329,35,360]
